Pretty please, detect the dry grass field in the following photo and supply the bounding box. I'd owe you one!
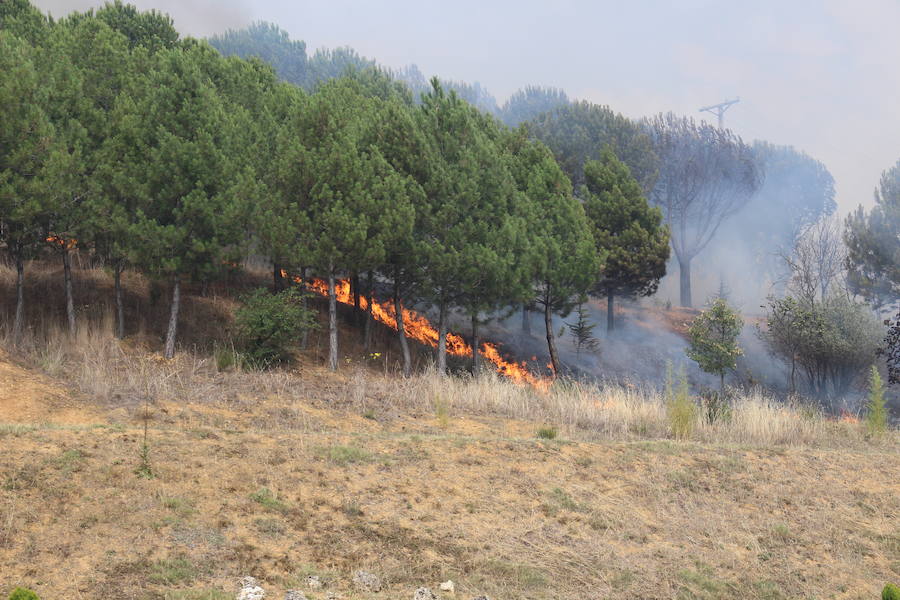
[0,263,898,599]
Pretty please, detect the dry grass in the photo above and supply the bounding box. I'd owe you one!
[1,261,899,598]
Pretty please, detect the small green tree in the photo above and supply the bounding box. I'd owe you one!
[234,288,317,368]
[567,303,599,356]
[687,298,743,390]
[883,583,900,600]
[866,366,888,437]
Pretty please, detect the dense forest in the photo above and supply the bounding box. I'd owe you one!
[2,0,900,404]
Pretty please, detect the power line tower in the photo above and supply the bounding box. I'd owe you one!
[699,97,740,128]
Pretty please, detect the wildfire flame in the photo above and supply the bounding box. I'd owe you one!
[46,235,77,249]
[285,270,550,388]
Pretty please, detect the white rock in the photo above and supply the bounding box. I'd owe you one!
[439,580,455,593]
[284,591,307,600]
[306,575,323,589]
[237,576,266,600]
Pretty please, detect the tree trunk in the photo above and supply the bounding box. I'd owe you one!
[679,257,692,308]
[789,355,796,395]
[273,262,284,293]
[352,272,361,324]
[63,249,76,336]
[521,303,531,335]
[394,272,411,377]
[163,278,181,359]
[114,259,125,339]
[720,372,725,391]
[545,297,561,376]
[607,289,615,333]
[471,313,480,374]
[300,267,310,350]
[436,299,448,375]
[327,267,338,371]
[13,251,25,344]
[363,270,374,353]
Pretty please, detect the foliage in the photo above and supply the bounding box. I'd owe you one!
[249,488,288,513]
[666,362,696,440]
[234,288,317,368]
[582,147,670,329]
[687,298,744,389]
[884,583,900,600]
[568,303,600,355]
[845,159,900,309]
[499,85,569,127]
[762,295,882,399]
[866,366,888,437]
[8,588,40,600]
[527,100,658,192]
[536,426,558,440]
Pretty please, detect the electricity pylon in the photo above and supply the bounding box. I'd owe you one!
[699,97,740,128]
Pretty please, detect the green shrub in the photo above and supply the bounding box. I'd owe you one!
[666,363,696,440]
[867,366,888,437]
[234,288,317,368]
[249,487,289,513]
[213,342,244,372]
[699,387,733,424]
[883,583,900,600]
[321,445,372,466]
[8,588,40,600]
[536,426,558,440]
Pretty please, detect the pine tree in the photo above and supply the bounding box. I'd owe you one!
[567,303,599,356]
[582,147,669,332]
[0,32,59,343]
[505,127,599,375]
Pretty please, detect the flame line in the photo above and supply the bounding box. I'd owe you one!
[286,271,549,388]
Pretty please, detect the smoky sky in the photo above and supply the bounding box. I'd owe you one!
[35,0,900,214]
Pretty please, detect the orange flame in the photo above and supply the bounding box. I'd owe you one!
[46,235,76,249]
[838,410,859,424]
[287,271,549,388]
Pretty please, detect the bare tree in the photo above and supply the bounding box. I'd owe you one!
[643,113,762,306]
[778,215,847,304]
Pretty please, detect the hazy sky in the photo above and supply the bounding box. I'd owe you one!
[35,0,900,213]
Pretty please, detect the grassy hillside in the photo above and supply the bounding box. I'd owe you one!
[0,263,898,599]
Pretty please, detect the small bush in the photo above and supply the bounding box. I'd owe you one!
[883,583,900,600]
[149,557,197,585]
[213,343,243,372]
[699,387,733,424]
[234,288,317,368]
[867,366,888,437]
[321,445,372,466]
[536,426,558,440]
[249,487,288,513]
[666,363,696,440]
[8,588,40,600]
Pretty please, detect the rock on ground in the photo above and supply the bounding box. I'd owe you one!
[414,587,438,600]
[439,580,455,593]
[284,591,307,600]
[305,575,324,589]
[352,570,382,592]
[237,576,266,600]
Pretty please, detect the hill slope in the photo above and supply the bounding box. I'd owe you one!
[1,352,898,600]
